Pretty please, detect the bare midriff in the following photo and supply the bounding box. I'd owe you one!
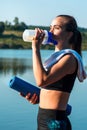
[39,88,70,110]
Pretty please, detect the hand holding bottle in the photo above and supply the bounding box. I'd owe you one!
[23,28,57,45]
[32,28,45,44]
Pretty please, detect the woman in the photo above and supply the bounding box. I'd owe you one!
[21,15,83,130]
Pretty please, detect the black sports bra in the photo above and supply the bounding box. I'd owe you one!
[45,68,77,93]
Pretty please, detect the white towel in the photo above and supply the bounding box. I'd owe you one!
[43,49,87,82]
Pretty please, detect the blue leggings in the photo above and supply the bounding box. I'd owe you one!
[37,107,72,130]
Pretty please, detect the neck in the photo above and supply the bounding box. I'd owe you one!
[55,42,70,51]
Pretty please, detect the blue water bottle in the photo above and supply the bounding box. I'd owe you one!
[23,29,57,45]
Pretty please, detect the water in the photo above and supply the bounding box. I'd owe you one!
[0,49,87,130]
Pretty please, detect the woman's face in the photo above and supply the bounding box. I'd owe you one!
[50,17,70,42]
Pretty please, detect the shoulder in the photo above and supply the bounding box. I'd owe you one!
[57,54,77,74]
[63,53,77,63]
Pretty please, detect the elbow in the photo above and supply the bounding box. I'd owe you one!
[36,73,48,87]
[36,82,43,88]
[36,80,45,88]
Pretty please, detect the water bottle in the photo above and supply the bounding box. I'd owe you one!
[22,29,57,45]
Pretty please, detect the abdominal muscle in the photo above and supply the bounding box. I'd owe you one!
[39,88,70,110]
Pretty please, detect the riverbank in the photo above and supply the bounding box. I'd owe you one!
[0,30,87,50]
[0,30,29,49]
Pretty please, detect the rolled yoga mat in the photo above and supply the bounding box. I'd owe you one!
[9,76,40,97]
[9,76,72,116]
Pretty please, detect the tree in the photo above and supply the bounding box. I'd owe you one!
[4,20,12,30]
[0,22,5,34]
[13,17,19,26]
[13,17,19,30]
[19,22,28,30]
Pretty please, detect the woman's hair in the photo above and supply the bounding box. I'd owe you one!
[57,15,82,56]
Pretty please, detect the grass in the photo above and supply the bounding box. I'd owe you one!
[0,30,32,49]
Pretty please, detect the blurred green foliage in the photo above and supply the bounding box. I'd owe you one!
[0,17,87,50]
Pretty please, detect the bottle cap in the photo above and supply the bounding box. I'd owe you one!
[47,32,57,45]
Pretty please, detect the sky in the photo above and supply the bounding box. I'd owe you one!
[0,0,87,28]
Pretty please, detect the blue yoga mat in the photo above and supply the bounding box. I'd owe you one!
[9,76,40,97]
[9,76,72,116]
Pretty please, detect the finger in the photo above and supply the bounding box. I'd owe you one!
[35,28,44,40]
[31,94,38,103]
[35,28,40,38]
[30,96,38,104]
[29,94,38,104]
[32,96,38,104]
[20,92,25,97]
[25,93,31,100]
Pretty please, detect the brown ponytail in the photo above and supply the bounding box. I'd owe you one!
[69,29,82,56]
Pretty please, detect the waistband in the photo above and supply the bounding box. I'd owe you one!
[38,107,66,120]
